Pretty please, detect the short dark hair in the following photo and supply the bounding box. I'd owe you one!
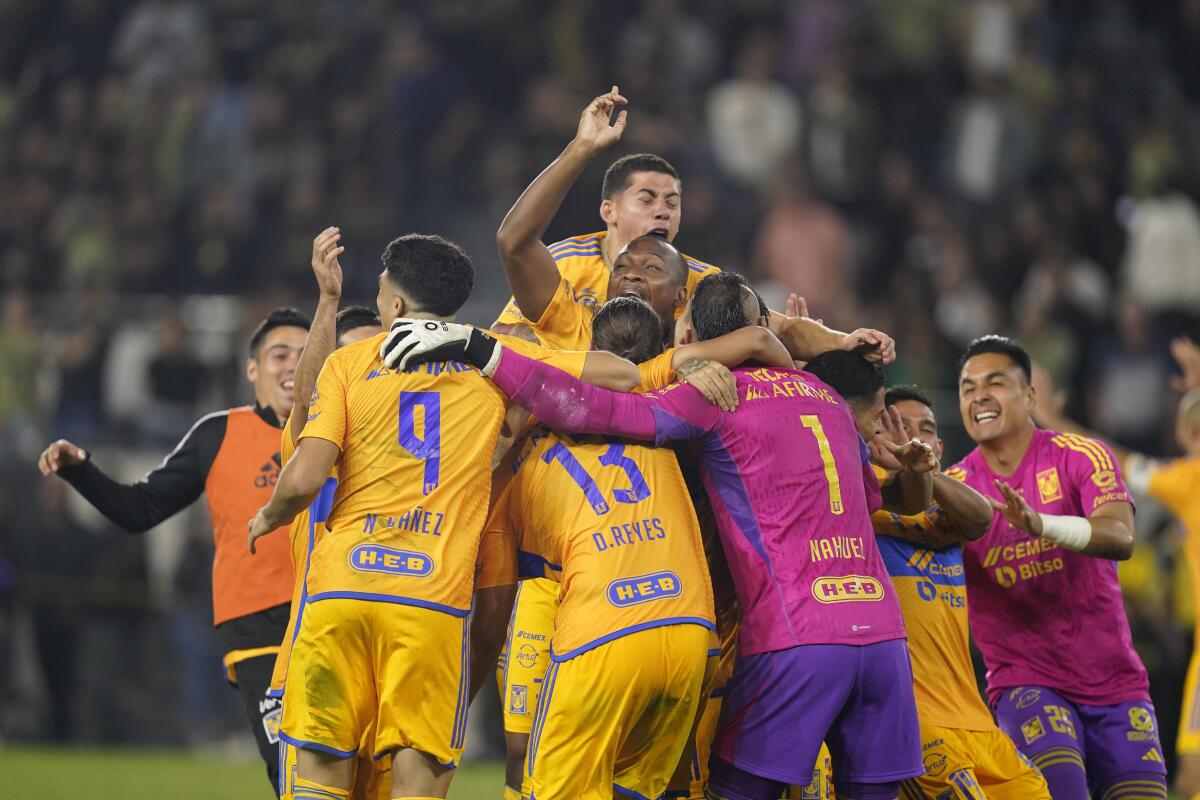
[884,385,933,410]
[381,234,474,317]
[249,307,311,357]
[591,297,665,364]
[625,234,689,287]
[689,272,754,342]
[804,350,885,404]
[335,305,381,342]
[956,335,1032,384]
[602,153,680,200]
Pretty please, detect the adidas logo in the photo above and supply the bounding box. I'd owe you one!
[1142,748,1163,762]
[255,452,282,488]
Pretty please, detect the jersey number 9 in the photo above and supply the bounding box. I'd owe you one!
[399,392,441,495]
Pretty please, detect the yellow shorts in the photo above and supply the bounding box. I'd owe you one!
[901,724,1050,800]
[280,598,469,767]
[523,624,715,800]
[279,741,391,800]
[1179,647,1200,756]
[497,578,558,735]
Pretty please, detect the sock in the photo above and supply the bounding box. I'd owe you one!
[1096,771,1168,799]
[293,776,351,800]
[1029,746,1089,800]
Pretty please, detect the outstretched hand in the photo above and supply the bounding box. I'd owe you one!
[38,439,87,476]
[1170,337,1200,393]
[988,480,1044,536]
[310,227,344,300]
[574,85,628,153]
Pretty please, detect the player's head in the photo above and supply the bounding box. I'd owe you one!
[608,234,688,330]
[592,296,665,364]
[377,234,474,326]
[600,153,682,249]
[335,305,382,348]
[885,385,943,460]
[804,350,886,440]
[247,307,311,419]
[687,272,770,342]
[1177,388,1200,456]
[957,335,1034,446]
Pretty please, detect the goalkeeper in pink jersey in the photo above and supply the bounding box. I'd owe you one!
[383,273,936,800]
[951,335,1166,799]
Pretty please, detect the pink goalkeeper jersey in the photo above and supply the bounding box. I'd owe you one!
[950,427,1149,705]
[490,353,906,657]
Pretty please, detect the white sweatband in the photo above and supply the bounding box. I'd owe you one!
[1038,513,1092,552]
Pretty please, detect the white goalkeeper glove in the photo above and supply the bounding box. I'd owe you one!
[379,319,502,375]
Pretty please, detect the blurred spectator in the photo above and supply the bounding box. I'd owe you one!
[1088,301,1173,453]
[706,31,801,192]
[141,304,208,445]
[1121,187,1200,336]
[0,291,42,453]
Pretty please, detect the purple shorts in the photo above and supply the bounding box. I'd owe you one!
[992,686,1167,787]
[712,638,922,785]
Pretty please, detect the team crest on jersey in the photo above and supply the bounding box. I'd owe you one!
[1036,467,1062,504]
[1092,469,1117,489]
[798,772,820,799]
[510,684,528,715]
[262,707,282,745]
[1022,716,1046,744]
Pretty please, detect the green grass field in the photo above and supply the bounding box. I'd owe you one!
[0,748,506,799]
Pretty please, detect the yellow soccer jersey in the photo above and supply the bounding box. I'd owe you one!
[493,231,721,330]
[485,426,715,660]
[1148,457,1200,634]
[874,505,994,731]
[637,348,676,392]
[299,332,584,615]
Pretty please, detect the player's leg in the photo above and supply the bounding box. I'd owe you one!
[1075,700,1167,800]
[965,727,1050,799]
[991,686,1089,799]
[280,599,377,795]
[708,644,855,799]
[612,625,713,800]
[230,653,286,795]
[897,726,985,800]
[1176,647,1200,800]
[372,603,471,798]
[497,579,556,798]
[824,639,923,798]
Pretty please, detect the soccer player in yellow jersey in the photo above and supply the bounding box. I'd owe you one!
[872,386,1050,800]
[1032,338,1200,799]
[247,233,623,800]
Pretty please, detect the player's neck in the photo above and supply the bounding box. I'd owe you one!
[978,422,1036,477]
[602,230,621,268]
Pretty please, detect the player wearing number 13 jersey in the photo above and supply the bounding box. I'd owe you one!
[484,423,717,800]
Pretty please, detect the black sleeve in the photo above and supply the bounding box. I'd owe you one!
[57,412,229,533]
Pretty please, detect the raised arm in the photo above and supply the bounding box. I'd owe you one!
[991,481,1134,560]
[286,227,345,447]
[931,473,993,540]
[495,87,628,322]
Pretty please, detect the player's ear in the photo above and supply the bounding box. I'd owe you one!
[600,197,616,226]
[672,285,687,311]
[934,437,944,460]
[245,356,258,384]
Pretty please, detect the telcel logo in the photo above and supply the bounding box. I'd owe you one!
[349,544,433,577]
[607,571,681,607]
[811,575,884,604]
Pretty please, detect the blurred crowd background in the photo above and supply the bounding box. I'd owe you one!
[1,0,1199,772]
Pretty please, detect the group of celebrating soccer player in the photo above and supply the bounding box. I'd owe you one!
[41,87,1200,800]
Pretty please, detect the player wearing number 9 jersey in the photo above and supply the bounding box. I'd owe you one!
[247,234,592,800]
[484,424,717,800]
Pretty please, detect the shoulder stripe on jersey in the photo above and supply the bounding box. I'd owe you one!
[549,236,600,252]
[552,248,602,261]
[1052,433,1113,472]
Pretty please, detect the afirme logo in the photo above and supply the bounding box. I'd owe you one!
[811,575,884,604]
[606,571,681,607]
[349,544,433,577]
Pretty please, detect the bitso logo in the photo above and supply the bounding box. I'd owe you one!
[994,566,1018,588]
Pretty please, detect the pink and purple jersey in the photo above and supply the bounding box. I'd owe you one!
[490,352,906,657]
[950,427,1149,705]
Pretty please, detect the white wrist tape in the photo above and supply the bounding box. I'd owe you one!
[1038,513,1092,551]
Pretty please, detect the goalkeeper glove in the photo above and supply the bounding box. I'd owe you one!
[379,319,502,375]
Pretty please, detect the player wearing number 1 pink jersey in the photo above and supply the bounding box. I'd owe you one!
[383,273,928,799]
[951,335,1166,800]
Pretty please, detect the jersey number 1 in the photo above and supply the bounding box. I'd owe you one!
[800,415,844,515]
[543,441,651,515]
[399,392,441,495]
